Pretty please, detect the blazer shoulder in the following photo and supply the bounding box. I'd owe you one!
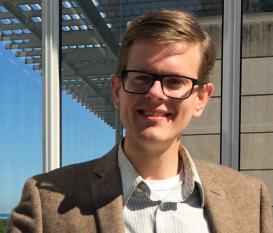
[31,145,119,193]
[194,159,265,188]
[194,160,273,232]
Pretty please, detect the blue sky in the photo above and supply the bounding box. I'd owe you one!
[0,42,115,213]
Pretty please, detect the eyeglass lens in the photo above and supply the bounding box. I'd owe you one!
[122,71,194,99]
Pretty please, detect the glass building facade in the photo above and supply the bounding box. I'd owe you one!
[0,1,272,228]
[240,0,273,204]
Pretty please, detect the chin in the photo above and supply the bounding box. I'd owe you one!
[139,129,169,142]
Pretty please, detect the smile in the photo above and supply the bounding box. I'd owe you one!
[137,110,172,117]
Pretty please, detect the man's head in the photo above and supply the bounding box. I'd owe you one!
[111,10,215,148]
[115,10,216,83]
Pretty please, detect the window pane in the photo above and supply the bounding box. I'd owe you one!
[240,0,273,210]
[0,1,42,227]
[61,1,115,165]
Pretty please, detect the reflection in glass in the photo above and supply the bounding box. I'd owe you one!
[0,1,43,218]
[61,0,116,165]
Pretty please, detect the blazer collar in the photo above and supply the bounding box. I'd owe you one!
[195,160,239,233]
[91,145,125,233]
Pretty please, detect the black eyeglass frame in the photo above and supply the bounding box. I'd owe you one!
[120,69,207,100]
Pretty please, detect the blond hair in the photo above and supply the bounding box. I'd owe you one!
[115,10,216,82]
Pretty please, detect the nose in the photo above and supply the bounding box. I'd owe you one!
[145,80,167,101]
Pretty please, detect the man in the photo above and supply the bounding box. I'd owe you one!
[8,10,273,233]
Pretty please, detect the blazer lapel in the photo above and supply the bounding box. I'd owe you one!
[195,161,239,233]
[89,149,242,233]
[91,147,125,233]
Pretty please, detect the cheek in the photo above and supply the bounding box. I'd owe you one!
[175,101,195,121]
[118,94,135,124]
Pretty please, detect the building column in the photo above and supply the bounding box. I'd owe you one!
[42,0,61,172]
[221,0,242,170]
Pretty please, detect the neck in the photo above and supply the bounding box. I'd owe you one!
[123,136,181,180]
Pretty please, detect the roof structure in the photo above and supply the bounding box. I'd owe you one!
[0,0,272,128]
[0,0,221,128]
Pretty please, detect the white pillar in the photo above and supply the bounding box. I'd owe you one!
[42,0,60,172]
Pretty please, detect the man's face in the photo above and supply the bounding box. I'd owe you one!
[111,40,213,146]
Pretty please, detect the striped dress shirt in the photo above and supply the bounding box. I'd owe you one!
[118,143,210,233]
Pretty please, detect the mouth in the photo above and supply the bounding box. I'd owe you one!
[137,109,172,118]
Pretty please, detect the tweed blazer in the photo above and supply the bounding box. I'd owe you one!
[7,146,273,233]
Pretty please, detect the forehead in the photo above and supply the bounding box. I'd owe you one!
[126,40,202,75]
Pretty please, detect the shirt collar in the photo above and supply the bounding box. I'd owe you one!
[118,142,143,205]
[182,146,205,207]
[118,140,205,207]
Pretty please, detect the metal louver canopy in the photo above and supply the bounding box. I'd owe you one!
[1,0,272,128]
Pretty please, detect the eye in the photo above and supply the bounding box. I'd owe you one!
[131,74,152,85]
[164,77,187,88]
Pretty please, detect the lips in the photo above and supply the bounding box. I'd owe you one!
[137,109,172,117]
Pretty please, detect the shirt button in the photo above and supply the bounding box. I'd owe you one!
[159,202,166,211]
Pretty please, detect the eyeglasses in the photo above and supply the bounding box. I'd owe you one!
[120,70,206,99]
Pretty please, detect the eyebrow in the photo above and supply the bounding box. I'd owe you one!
[125,69,191,77]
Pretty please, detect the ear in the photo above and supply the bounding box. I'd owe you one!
[193,83,214,118]
[111,74,122,109]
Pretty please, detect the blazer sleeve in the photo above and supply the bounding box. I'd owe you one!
[260,181,273,233]
[7,178,43,233]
